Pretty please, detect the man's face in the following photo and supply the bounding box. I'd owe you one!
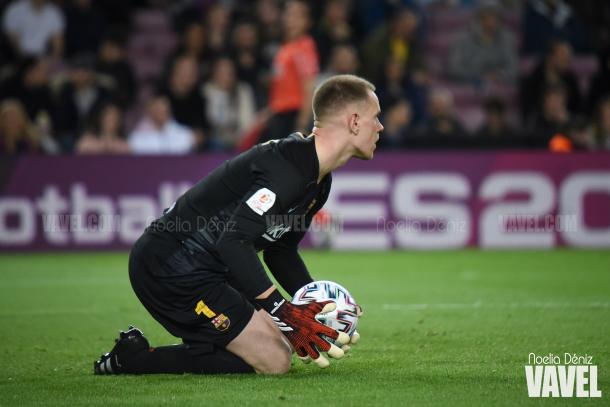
[171,57,198,93]
[149,98,170,126]
[283,1,310,39]
[551,43,572,71]
[353,91,383,160]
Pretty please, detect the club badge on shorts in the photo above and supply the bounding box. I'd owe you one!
[211,314,231,331]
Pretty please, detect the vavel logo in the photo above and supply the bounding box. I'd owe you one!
[525,353,602,398]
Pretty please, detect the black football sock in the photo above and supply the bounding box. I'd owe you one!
[122,344,255,374]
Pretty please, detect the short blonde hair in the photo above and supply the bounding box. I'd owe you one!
[312,74,376,123]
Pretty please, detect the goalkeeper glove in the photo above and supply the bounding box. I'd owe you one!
[257,289,349,368]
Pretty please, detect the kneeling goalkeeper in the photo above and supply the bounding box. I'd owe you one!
[94,75,382,374]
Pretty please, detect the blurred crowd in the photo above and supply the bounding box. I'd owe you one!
[1,0,610,155]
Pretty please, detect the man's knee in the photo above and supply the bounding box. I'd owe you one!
[226,311,292,375]
[256,339,292,375]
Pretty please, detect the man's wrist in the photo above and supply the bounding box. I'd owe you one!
[255,286,277,300]
[256,289,286,314]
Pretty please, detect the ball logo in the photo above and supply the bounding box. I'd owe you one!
[525,353,602,398]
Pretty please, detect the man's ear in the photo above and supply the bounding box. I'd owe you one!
[348,113,359,135]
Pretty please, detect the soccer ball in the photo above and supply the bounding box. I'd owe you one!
[291,280,359,341]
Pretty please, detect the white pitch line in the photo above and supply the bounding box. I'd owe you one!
[380,302,610,311]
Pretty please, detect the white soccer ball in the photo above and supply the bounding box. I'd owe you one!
[291,280,359,341]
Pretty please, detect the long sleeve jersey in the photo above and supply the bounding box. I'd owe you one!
[146,133,332,299]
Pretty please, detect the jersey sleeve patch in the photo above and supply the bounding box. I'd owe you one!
[246,188,276,215]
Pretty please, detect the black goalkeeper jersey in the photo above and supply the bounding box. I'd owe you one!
[145,133,332,299]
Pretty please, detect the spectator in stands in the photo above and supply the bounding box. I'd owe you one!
[361,7,425,87]
[587,46,610,115]
[353,0,423,37]
[377,98,412,149]
[205,3,231,58]
[163,22,212,83]
[0,99,57,154]
[313,0,358,68]
[522,0,588,56]
[475,96,518,139]
[202,57,256,151]
[416,88,466,138]
[593,96,610,149]
[95,34,136,108]
[520,40,582,122]
[230,19,265,107]
[317,44,360,84]
[377,57,428,124]
[63,0,106,58]
[264,0,319,140]
[0,57,55,129]
[158,54,208,150]
[255,0,283,69]
[76,102,130,154]
[377,57,414,119]
[1,0,64,59]
[526,84,572,142]
[128,95,195,155]
[55,53,110,152]
[448,1,517,85]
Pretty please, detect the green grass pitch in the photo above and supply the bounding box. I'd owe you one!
[0,250,608,406]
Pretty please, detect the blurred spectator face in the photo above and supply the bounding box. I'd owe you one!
[184,23,206,53]
[543,88,567,118]
[257,0,280,26]
[170,56,198,94]
[283,1,310,40]
[0,100,28,137]
[329,45,358,74]
[483,98,506,132]
[479,10,499,34]
[71,66,94,87]
[385,58,405,82]
[24,58,49,87]
[486,110,505,133]
[207,4,230,31]
[386,100,412,129]
[148,97,171,127]
[212,58,236,90]
[100,104,122,135]
[325,0,348,24]
[393,10,418,40]
[99,40,123,64]
[429,89,454,118]
[549,42,572,72]
[233,22,259,50]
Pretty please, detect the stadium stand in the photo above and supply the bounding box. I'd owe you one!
[0,0,609,154]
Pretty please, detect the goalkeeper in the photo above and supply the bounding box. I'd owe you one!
[94,75,382,375]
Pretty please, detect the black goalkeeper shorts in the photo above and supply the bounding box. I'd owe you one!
[128,233,255,351]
